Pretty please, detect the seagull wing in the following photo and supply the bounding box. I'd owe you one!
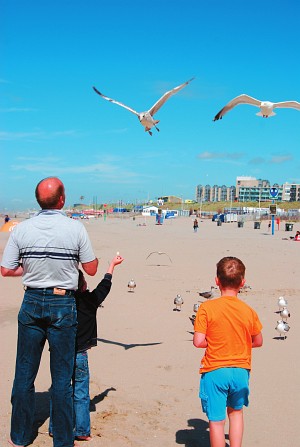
[146,251,159,260]
[148,78,194,117]
[213,94,262,121]
[162,252,172,263]
[273,101,300,111]
[93,86,139,116]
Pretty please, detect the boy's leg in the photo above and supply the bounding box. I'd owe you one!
[226,368,249,447]
[208,420,226,447]
[73,352,92,440]
[227,407,244,447]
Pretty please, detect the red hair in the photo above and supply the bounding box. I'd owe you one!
[216,257,245,289]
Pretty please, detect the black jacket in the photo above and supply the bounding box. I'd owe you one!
[75,273,112,352]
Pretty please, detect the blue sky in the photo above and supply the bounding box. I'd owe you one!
[1,0,300,211]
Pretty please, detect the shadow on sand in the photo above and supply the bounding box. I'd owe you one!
[97,338,162,350]
[176,418,229,447]
[90,387,116,412]
[30,386,117,441]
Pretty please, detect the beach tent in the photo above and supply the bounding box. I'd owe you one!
[0,220,19,232]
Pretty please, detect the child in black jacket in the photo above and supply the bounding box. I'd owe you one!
[49,254,124,441]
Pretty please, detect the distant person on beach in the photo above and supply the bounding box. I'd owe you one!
[276,217,280,230]
[193,257,263,447]
[4,214,10,223]
[49,254,124,441]
[1,177,98,447]
[193,218,199,233]
[293,230,300,241]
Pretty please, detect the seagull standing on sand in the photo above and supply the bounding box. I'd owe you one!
[280,307,290,321]
[275,320,290,340]
[193,302,201,313]
[174,294,184,311]
[93,78,194,135]
[278,296,288,310]
[198,286,217,300]
[239,283,252,293]
[189,315,196,326]
[213,94,300,121]
[128,279,136,292]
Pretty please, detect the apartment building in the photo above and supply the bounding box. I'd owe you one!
[196,184,236,202]
[196,177,300,202]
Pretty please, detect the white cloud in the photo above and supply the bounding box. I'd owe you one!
[198,151,244,160]
[10,160,147,184]
[0,130,79,141]
[270,155,292,164]
[0,108,38,113]
[248,157,265,165]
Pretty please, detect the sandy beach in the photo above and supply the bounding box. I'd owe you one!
[0,215,299,447]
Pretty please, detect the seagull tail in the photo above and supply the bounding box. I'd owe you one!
[154,120,160,124]
[256,111,276,117]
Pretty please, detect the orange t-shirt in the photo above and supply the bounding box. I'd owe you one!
[194,295,262,373]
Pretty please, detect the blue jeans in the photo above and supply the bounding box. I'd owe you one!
[73,351,91,437]
[10,289,77,447]
[49,351,91,438]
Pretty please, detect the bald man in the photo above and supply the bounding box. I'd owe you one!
[1,177,98,447]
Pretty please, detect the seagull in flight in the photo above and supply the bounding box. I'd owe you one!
[146,251,172,263]
[93,78,194,135]
[213,94,300,121]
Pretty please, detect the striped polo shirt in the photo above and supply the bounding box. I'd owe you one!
[1,210,96,290]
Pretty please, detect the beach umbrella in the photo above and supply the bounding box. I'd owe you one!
[0,220,19,232]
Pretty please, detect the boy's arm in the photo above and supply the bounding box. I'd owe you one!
[252,332,263,348]
[106,254,124,275]
[91,275,112,307]
[91,254,124,307]
[193,331,208,348]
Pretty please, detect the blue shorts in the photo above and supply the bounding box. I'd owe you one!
[199,367,250,421]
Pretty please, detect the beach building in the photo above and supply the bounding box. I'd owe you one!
[235,177,278,202]
[159,196,182,204]
[282,182,300,201]
[196,184,236,203]
[195,177,300,203]
[142,206,159,216]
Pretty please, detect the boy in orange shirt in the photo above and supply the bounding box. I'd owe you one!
[193,257,263,447]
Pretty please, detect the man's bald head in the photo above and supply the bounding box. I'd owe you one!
[35,177,65,209]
